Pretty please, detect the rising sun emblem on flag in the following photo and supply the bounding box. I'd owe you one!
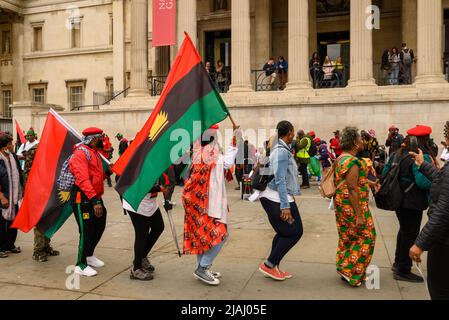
[149,111,169,141]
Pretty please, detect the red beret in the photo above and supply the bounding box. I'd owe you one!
[313,137,321,144]
[210,124,219,130]
[309,131,316,137]
[407,125,432,137]
[82,127,103,136]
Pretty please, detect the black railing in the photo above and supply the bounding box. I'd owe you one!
[375,62,415,86]
[208,70,231,93]
[149,75,167,96]
[310,64,348,89]
[93,87,130,106]
[252,69,283,91]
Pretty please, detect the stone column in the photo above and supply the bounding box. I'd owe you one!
[286,0,311,90]
[12,16,25,103]
[309,0,317,57]
[177,0,197,50]
[415,0,446,85]
[113,0,125,92]
[255,0,271,68]
[348,0,376,87]
[402,0,417,82]
[229,0,252,92]
[128,0,149,97]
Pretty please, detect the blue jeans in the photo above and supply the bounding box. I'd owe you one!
[389,67,399,85]
[197,237,227,268]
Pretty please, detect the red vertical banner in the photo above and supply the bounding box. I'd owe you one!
[152,0,177,47]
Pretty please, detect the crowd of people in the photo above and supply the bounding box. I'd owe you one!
[1,119,449,300]
[380,43,415,85]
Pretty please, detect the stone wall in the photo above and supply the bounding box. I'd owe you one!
[21,92,449,154]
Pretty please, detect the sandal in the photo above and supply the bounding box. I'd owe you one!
[0,251,8,258]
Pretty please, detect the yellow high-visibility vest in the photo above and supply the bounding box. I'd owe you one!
[296,137,311,159]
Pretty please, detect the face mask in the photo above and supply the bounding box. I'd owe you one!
[95,140,104,149]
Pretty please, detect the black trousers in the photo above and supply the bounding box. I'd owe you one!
[299,162,310,186]
[0,214,18,252]
[73,201,107,268]
[260,198,303,267]
[428,242,449,300]
[127,209,164,270]
[394,207,423,274]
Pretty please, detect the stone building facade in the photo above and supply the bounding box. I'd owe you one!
[2,0,449,148]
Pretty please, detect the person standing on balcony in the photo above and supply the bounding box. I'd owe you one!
[263,58,277,89]
[389,47,401,85]
[323,56,335,81]
[215,60,226,93]
[276,56,288,90]
[334,57,344,87]
[400,43,415,85]
[309,52,321,87]
[381,49,391,85]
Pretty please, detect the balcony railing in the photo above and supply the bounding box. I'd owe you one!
[375,62,415,86]
[252,69,283,91]
[310,64,348,89]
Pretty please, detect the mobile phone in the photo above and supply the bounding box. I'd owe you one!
[409,136,419,153]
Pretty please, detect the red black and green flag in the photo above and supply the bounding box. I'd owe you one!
[114,33,229,210]
[12,109,81,238]
[15,119,26,147]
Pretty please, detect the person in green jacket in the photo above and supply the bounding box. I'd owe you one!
[295,130,312,189]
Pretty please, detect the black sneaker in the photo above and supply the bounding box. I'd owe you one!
[391,263,397,273]
[394,271,424,283]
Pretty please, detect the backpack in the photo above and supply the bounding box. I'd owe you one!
[56,146,91,193]
[402,49,412,65]
[250,143,290,191]
[374,151,414,211]
[308,137,317,157]
[319,156,345,199]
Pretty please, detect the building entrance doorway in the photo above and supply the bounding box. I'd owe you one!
[316,31,350,87]
[205,30,231,69]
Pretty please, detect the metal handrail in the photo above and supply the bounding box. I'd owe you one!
[310,64,348,89]
[103,87,130,105]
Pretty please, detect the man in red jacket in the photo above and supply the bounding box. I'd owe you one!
[70,127,111,277]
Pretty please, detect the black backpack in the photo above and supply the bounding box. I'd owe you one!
[374,151,414,211]
[250,143,291,191]
[308,137,317,157]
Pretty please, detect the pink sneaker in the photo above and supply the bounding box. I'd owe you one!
[279,270,293,279]
[259,263,286,281]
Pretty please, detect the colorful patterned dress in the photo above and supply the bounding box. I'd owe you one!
[182,143,228,255]
[334,155,377,286]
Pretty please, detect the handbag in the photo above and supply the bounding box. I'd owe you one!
[319,156,345,199]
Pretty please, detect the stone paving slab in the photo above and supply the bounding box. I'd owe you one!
[0,184,430,300]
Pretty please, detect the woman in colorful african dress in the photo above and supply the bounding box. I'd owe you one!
[182,124,239,286]
[333,127,377,287]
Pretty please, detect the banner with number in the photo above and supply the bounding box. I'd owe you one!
[152,0,177,47]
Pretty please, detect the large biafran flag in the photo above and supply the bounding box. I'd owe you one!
[114,32,229,210]
[12,109,81,238]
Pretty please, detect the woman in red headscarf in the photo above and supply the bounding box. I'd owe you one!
[182,124,239,286]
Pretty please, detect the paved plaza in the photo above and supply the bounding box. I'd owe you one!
[0,181,430,300]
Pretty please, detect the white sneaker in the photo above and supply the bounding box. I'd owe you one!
[87,256,105,268]
[74,265,98,277]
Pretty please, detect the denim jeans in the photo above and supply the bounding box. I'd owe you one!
[197,237,227,268]
[260,198,303,267]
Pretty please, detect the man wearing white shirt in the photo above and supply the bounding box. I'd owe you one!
[17,129,39,162]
